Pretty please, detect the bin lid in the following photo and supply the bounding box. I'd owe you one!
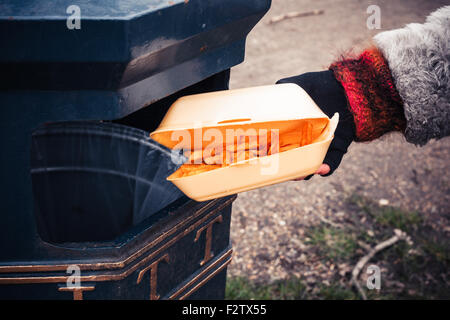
[0,0,271,118]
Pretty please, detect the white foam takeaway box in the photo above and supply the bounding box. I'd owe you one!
[150,84,338,201]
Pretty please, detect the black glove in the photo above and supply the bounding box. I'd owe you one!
[276,70,356,178]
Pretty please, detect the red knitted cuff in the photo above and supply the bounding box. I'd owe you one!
[329,47,406,142]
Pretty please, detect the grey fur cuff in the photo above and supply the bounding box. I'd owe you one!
[374,6,450,146]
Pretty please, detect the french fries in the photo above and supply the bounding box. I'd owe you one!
[171,163,223,178]
[174,120,322,178]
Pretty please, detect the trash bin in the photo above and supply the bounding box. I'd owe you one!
[0,0,271,299]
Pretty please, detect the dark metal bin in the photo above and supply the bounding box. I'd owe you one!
[0,0,271,299]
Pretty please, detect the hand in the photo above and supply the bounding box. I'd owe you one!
[277,70,356,179]
[292,164,330,181]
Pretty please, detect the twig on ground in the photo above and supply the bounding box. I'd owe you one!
[314,212,343,229]
[268,10,325,24]
[357,240,373,252]
[351,229,412,300]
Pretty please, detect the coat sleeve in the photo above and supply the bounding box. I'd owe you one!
[329,6,449,145]
[374,6,450,145]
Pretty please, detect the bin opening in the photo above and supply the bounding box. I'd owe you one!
[30,121,187,244]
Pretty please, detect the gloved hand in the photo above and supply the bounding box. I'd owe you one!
[276,70,356,179]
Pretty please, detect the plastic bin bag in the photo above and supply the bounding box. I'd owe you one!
[30,121,186,243]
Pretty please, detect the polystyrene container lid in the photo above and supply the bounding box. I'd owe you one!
[150,84,330,149]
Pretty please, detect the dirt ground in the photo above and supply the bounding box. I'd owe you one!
[227,0,450,299]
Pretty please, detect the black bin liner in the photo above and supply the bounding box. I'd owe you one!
[30,121,186,243]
